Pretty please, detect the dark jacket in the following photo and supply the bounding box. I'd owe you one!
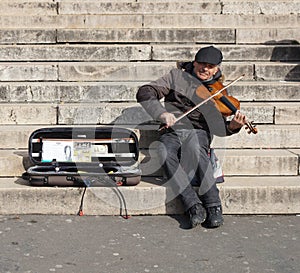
[136,62,239,137]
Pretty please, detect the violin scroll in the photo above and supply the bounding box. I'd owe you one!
[245,121,258,134]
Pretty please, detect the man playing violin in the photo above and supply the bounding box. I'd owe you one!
[136,46,245,228]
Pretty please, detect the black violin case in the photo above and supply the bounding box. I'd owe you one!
[25,127,141,187]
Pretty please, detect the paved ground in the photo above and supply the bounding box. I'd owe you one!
[0,214,299,273]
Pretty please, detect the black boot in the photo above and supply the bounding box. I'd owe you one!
[204,205,224,228]
[187,203,207,228]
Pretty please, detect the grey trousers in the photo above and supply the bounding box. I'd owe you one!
[157,129,221,211]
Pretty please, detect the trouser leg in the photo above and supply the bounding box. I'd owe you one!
[157,131,200,211]
[180,129,221,208]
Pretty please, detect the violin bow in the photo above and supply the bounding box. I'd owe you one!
[158,74,245,131]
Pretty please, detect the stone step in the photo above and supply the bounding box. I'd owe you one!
[57,28,300,44]
[0,125,141,150]
[57,61,297,82]
[236,28,300,44]
[58,102,275,125]
[2,100,299,126]
[137,125,300,150]
[0,101,298,126]
[0,82,142,103]
[0,2,57,15]
[0,103,57,125]
[139,149,299,177]
[0,101,276,125]
[0,29,56,45]
[144,14,300,29]
[2,2,300,16]
[0,28,298,45]
[0,148,298,177]
[1,62,298,82]
[213,125,300,149]
[153,44,300,62]
[1,124,300,150]
[0,44,299,62]
[58,2,221,15]
[57,1,300,15]
[1,81,299,103]
[0,44,152,62]
[274,103,300,125]
[0,14,299,29]
[0,176,299,215]
[229,82,300,102]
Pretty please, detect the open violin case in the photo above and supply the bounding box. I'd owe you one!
[25,127,141,187]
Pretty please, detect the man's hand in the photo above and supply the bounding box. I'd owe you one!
[159,112,177,128]
[228,111,246,131]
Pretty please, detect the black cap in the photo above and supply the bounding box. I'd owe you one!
[195,46,223,65]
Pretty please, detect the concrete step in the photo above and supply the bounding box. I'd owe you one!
[0,125,141,149]
[57,28,300,44]
[137,125,300,150]
[0,176,299,215]
[0,44,299,62]
[229,82,300,102]
[0,82,142,103]
[57,1,300,15]
[0,44,152,62]
[213,125,300,149]
[1,61,298,82]
[0,1,222,16]
[0,14,299,29]
[2,1,300,17]
[0,29,56,45]
[0,148,298,177]
[139,149,299,177]
[1,81,299,103]
[57,102,275,125]
[273,103,300,125]
[0,2,57,15]
[58,2,221,15]
[144,14,300,29]
[0,101,275,125]
[59,61,300,82]
[0,28,299,45]
[2,124,300,150]
[236,28,300,44]
[153,44,300,62]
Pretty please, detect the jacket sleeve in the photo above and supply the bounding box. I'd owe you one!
[136,70,175,120]
[136,85,168,120]
[225,120,241,136]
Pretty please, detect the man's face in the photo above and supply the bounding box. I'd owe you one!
[193,61,219,81]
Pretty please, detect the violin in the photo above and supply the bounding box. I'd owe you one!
[207,81,240,117]
[207,80,258,134]
[158,74,258,134]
